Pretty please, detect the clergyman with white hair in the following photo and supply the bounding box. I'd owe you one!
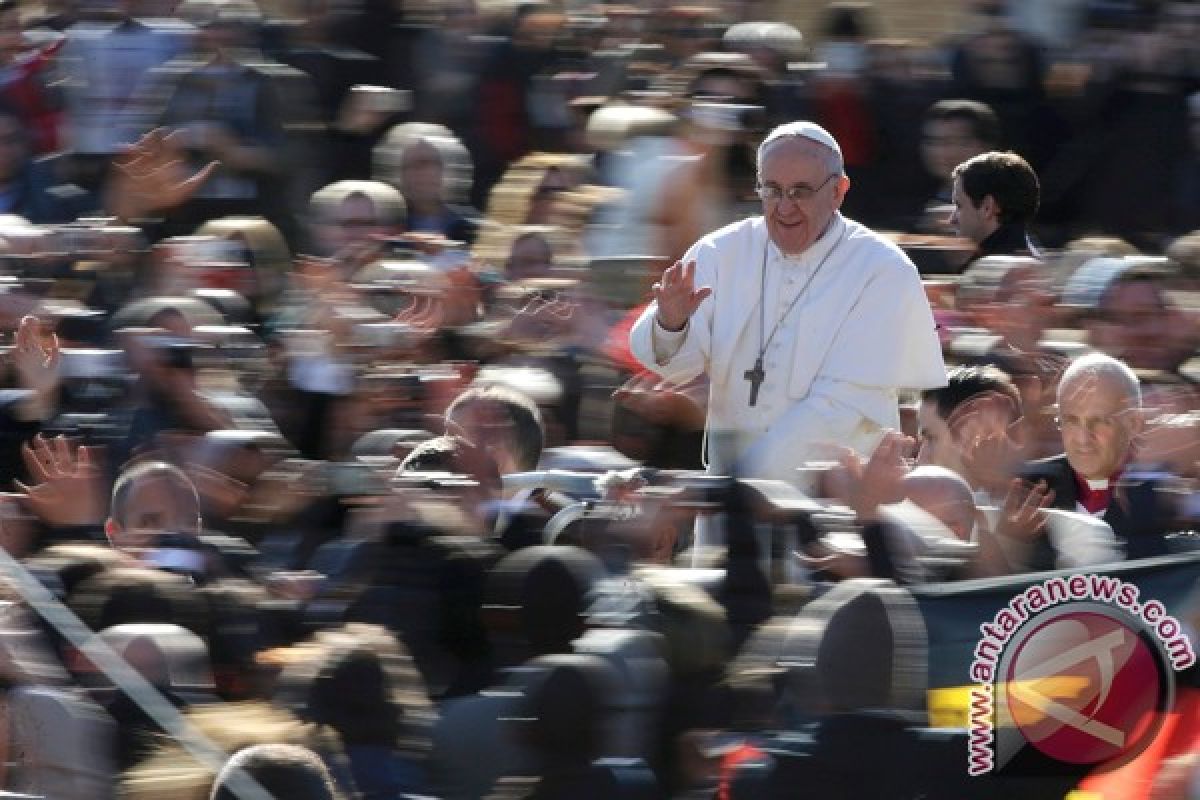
[1022,351,1177,564]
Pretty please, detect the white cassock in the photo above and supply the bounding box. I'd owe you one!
[629,212,947,484]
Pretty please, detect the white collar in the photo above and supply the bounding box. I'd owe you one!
[1085,478,1111,490]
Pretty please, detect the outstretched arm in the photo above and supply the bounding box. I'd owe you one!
[104,128,218,222]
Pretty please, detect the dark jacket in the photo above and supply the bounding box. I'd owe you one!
[967,221,1038,266]
[0,154,95,224]
[1021,454,1173,567]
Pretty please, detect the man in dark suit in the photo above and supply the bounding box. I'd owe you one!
[1023,353,1173,565]
[951,150,1041,264]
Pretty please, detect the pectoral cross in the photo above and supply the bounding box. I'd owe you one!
[743,358,766,407]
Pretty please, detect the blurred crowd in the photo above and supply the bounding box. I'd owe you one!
[0,0,1193,798]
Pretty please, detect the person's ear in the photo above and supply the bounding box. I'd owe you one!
[833,174,851,207]
[980,194,1000,221]
[1006,414,1028,448]
[104,517,120,547]
[1128,408,1146,438]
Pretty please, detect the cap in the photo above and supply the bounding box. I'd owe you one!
[760,121,843,164]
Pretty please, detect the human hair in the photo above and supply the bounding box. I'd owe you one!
[903,465,976,538]
[284,623,433,754]
[1065,235,1139,258]
[1058,352,1142,409]
[922,364,1023,422]
[1166,229,1200,279]
[951,151,1039,225]
[484,546,605,656]
[308,180,406,227]
[69,566,209,637]
[193,216,291,304]
[210,744,339,800]
[110,461,202,533]
[956,255,1041,308]
[398,434,502,491]
[446,385,545,472]
[122,702,346,800]
[925,99,1001,148]
[1095,260,1175,315]
[502,226,555,280]
[684,63,752,100]
[822,1,874,39]
[520,654,618,763]
[372,122,474,206]
[472,152,588,264]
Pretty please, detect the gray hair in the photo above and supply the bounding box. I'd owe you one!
[110,461,202,532]
[210,743,339,800]
[1058,352,1142,408]
[373,123,474,206]
[309,180,406,227]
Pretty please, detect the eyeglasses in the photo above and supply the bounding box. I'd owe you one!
[1054,409,1136,435]
[756,173,839,204]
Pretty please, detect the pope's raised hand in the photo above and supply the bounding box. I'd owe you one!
[652,260,712,332]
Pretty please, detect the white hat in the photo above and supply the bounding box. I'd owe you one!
[760,121,843,163]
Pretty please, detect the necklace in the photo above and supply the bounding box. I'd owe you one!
[744,221,846,407]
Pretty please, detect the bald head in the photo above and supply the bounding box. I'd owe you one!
[903,466,977,541]
[1057,352,1141,409]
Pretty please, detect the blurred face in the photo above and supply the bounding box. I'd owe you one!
[976,265,1055,351]
[916,399,962,472]
[526,169,571,225]
[904,479,974,541]
[1057,372,1141,480]
[922,118,986,185]
[318,193,388,255]
[445,398,517,474]
[108,476,199,553]
[950,177,995,244]
[506,233,553,280]
[758,137,848,256]
[400,140,444,208]
[1090,280,1180,371]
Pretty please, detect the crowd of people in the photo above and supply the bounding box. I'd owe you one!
[0,0,1194,797]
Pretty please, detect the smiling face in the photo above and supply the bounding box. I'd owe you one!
[758,136,849,256]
